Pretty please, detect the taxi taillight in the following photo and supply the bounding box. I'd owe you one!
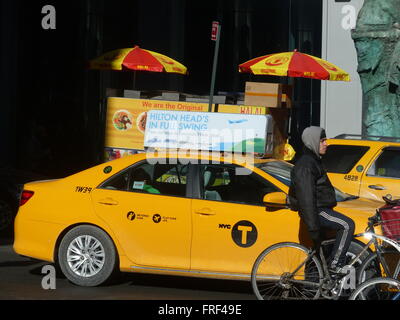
[20,190,34,206]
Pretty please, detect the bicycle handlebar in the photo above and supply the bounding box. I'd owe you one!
[368,212,380,224]
[364,211,381,232]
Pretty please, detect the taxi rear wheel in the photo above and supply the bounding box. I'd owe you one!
[58,225,118,287]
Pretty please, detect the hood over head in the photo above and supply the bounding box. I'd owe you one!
[302,126,326,157]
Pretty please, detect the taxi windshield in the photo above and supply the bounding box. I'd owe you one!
[256,161,358,202]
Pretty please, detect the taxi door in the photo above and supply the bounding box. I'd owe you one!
[324,143,375,197]
[190,164,301,277]
[359,147,400,201]
[91,162,192,270]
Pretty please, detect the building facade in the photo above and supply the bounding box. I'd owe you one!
[2,0,349,176]
[321,0,364,138]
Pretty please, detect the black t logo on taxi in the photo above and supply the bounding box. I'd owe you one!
[231,220,258,248]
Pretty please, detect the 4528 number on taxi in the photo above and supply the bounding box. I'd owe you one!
[344,174,358,182]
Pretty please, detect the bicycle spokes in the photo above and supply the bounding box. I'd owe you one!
[252,243,323,300]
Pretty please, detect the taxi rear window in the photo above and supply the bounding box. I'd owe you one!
[322,145,369,174]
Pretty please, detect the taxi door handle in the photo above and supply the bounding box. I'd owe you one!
[368,185,386,190]
[98,198,119,206]
[194,209,216,216]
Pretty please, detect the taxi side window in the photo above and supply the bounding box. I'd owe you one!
[102,170,130,190]
[367,149,400,178]
[101,163,154,191]
[129,163,159,194]
[152,164,188,197]
[156,165,188,185]
[128,163,189,197]
[322,145,369,174]
[101,163,189,197]
[200,164,279,206]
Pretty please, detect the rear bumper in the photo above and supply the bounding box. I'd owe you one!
[13,216,66,263]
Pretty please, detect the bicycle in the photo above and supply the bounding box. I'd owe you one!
[252,241,355,300]
[349,277,400,300]
[251,209,400,300]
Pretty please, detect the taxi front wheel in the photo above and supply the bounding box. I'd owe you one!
[58,225,118,287]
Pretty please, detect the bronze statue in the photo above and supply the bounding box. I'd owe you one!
[352,0,400,137]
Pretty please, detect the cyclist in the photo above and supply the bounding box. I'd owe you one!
[288,126,355,273]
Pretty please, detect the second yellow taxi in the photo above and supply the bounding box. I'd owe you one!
[324,135,400,202]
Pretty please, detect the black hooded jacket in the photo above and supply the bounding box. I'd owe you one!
[288,147,337,233]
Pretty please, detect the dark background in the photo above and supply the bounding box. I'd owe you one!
[0,0,322,178]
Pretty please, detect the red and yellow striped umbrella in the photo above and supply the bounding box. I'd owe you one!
[89,45,188,75]
[239,50,350,81]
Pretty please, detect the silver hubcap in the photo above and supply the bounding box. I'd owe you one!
[67,235,105,277]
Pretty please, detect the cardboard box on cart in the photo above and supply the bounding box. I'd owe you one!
[241,81,293,159]
[244,82,293,108]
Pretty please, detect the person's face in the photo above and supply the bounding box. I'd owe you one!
[319,138,328,155]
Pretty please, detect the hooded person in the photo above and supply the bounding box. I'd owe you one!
[289,126,355,272]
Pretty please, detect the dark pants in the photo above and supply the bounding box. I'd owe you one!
[318,207,355,268]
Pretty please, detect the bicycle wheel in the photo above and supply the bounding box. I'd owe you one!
[349,277,400,300]
[357,251,400,284]
[251,242,323,300]
[357,252,381,284]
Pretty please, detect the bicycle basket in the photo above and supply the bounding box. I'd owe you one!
[379,205,400,242]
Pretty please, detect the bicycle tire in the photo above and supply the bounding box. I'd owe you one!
[349,277,400,300]
[357,251,400,284]
[251,242,323,300]
[322,239,370,267]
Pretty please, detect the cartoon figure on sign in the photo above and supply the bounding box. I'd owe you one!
[113,110,133,131]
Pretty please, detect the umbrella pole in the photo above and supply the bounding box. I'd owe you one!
[133,71,137,90]
[310,79,313,126]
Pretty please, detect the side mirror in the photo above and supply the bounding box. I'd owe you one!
[263,192,289,209]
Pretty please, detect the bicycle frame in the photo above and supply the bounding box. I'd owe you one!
[353,230,400,279]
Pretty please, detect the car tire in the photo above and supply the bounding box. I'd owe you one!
[58,225,118,287]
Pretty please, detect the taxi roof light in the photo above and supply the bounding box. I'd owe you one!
[20,190,34,206]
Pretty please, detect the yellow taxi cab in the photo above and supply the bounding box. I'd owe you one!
[324,134,400,202]
[14,151,382,287]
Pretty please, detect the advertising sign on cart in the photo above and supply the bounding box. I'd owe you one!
[104,98,211,161]
[143,110,273,154]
